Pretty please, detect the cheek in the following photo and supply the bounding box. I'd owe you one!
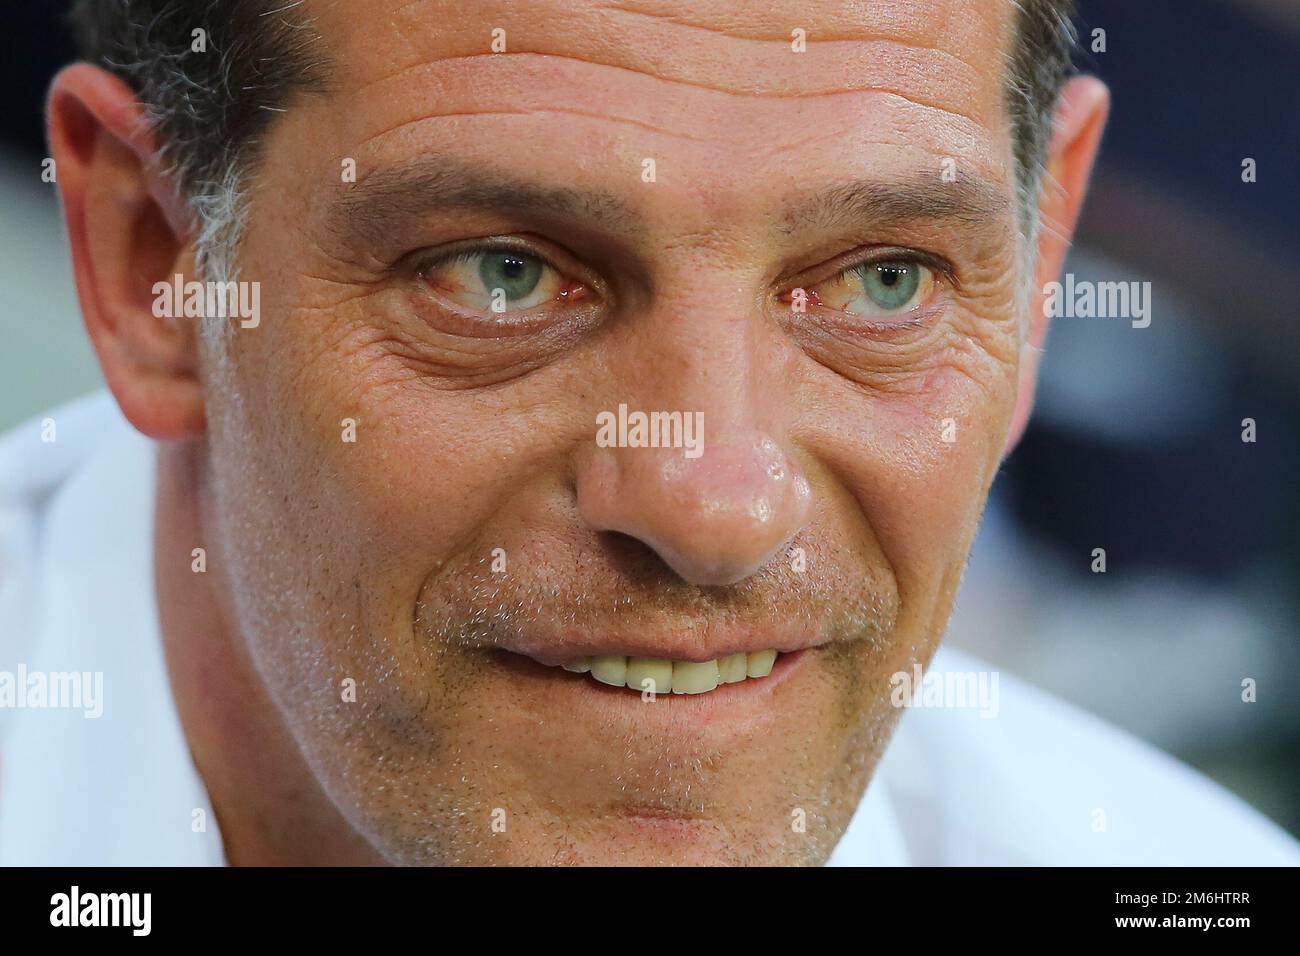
[212,296,605,673]
[802,342,1018,637]
[200,314,514,795]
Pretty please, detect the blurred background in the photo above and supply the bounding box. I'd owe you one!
[1,2,1296,838]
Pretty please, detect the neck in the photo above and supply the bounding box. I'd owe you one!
[153,442,384,866]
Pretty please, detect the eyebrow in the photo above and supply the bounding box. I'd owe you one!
[329,156,1013,250]
[330,157,643,248]
[779,171,1013,234]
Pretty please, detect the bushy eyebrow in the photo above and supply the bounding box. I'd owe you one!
[328,156,1013,250]
[779,170,1013,234]
[329,157,643,248]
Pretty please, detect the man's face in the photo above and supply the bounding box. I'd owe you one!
[202,0,1024,864]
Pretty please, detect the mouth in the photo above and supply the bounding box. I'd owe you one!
[549,649,783,696]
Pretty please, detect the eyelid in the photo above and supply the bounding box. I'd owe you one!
[784,245,957,295]
[402,233,593,291]
[409,237,540,279]
[398,235,607,342]
[776,248,946,336]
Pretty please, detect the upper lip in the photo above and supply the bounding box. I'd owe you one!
[508,631,829,667]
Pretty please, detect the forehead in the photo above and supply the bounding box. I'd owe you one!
[301,0,1016,215]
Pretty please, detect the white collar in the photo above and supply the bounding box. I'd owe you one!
[0,393,223,865]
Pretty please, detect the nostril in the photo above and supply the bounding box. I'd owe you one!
[596,529,679,582]
[575,435,813,588]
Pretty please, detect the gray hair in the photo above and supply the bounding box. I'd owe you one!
[69,0,1075,285]
[68,0,329,282]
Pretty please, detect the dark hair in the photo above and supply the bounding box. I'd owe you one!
[67,0,329,207]
[1010,0,1078,200]
[68,0,1074,228]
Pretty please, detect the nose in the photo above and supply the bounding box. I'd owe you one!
[577,430,812,587]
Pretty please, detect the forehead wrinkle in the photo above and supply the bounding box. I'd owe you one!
[311,3,1006,155]
[308,0,1010,154]
[339,52,989,166]
[354,105,713,156]
[597,0,1001,43]
[594,0,997,68]
[353,47,985,120]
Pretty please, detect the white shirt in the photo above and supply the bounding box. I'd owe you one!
[2,392,1296,866]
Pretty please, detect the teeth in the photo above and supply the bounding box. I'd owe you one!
[625,658,673,695]
[590,655,628,687]
[672,660,719,695]
[557,651,781,695]
[747,649,777,679]
[717,652,748,684]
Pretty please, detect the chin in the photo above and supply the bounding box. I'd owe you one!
[489,817,815,867]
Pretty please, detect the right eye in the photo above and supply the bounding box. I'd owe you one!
[418,248,580,316]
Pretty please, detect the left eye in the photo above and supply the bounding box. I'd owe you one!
[419,249,568,314]
[810,259,934,317]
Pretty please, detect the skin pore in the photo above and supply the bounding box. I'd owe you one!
[48,0,1107,864]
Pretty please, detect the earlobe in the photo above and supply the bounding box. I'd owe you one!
[46,64,206,441]
[1003,74,1110,456]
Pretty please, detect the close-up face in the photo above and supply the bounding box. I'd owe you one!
[19,0,1300,888]
[182,0,1033,865]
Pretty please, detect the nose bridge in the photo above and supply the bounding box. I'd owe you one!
[576,283,812,587]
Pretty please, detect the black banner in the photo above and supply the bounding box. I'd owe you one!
[0,866,1289,941]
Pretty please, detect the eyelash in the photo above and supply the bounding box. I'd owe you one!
[773,247,949,328]
[403,238,596,338]
[408,238,562,284]
[799,248,953,292]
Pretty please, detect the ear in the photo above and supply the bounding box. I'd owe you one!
[1003,74,1109,454]
[46,63,204,441]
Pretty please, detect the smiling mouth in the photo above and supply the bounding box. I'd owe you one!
[550,650,781,695]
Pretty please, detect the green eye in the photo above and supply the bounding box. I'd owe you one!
[479,252,543,302]
[805,257,934,318]
[857,261,920,311]
[419,246,570,315]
